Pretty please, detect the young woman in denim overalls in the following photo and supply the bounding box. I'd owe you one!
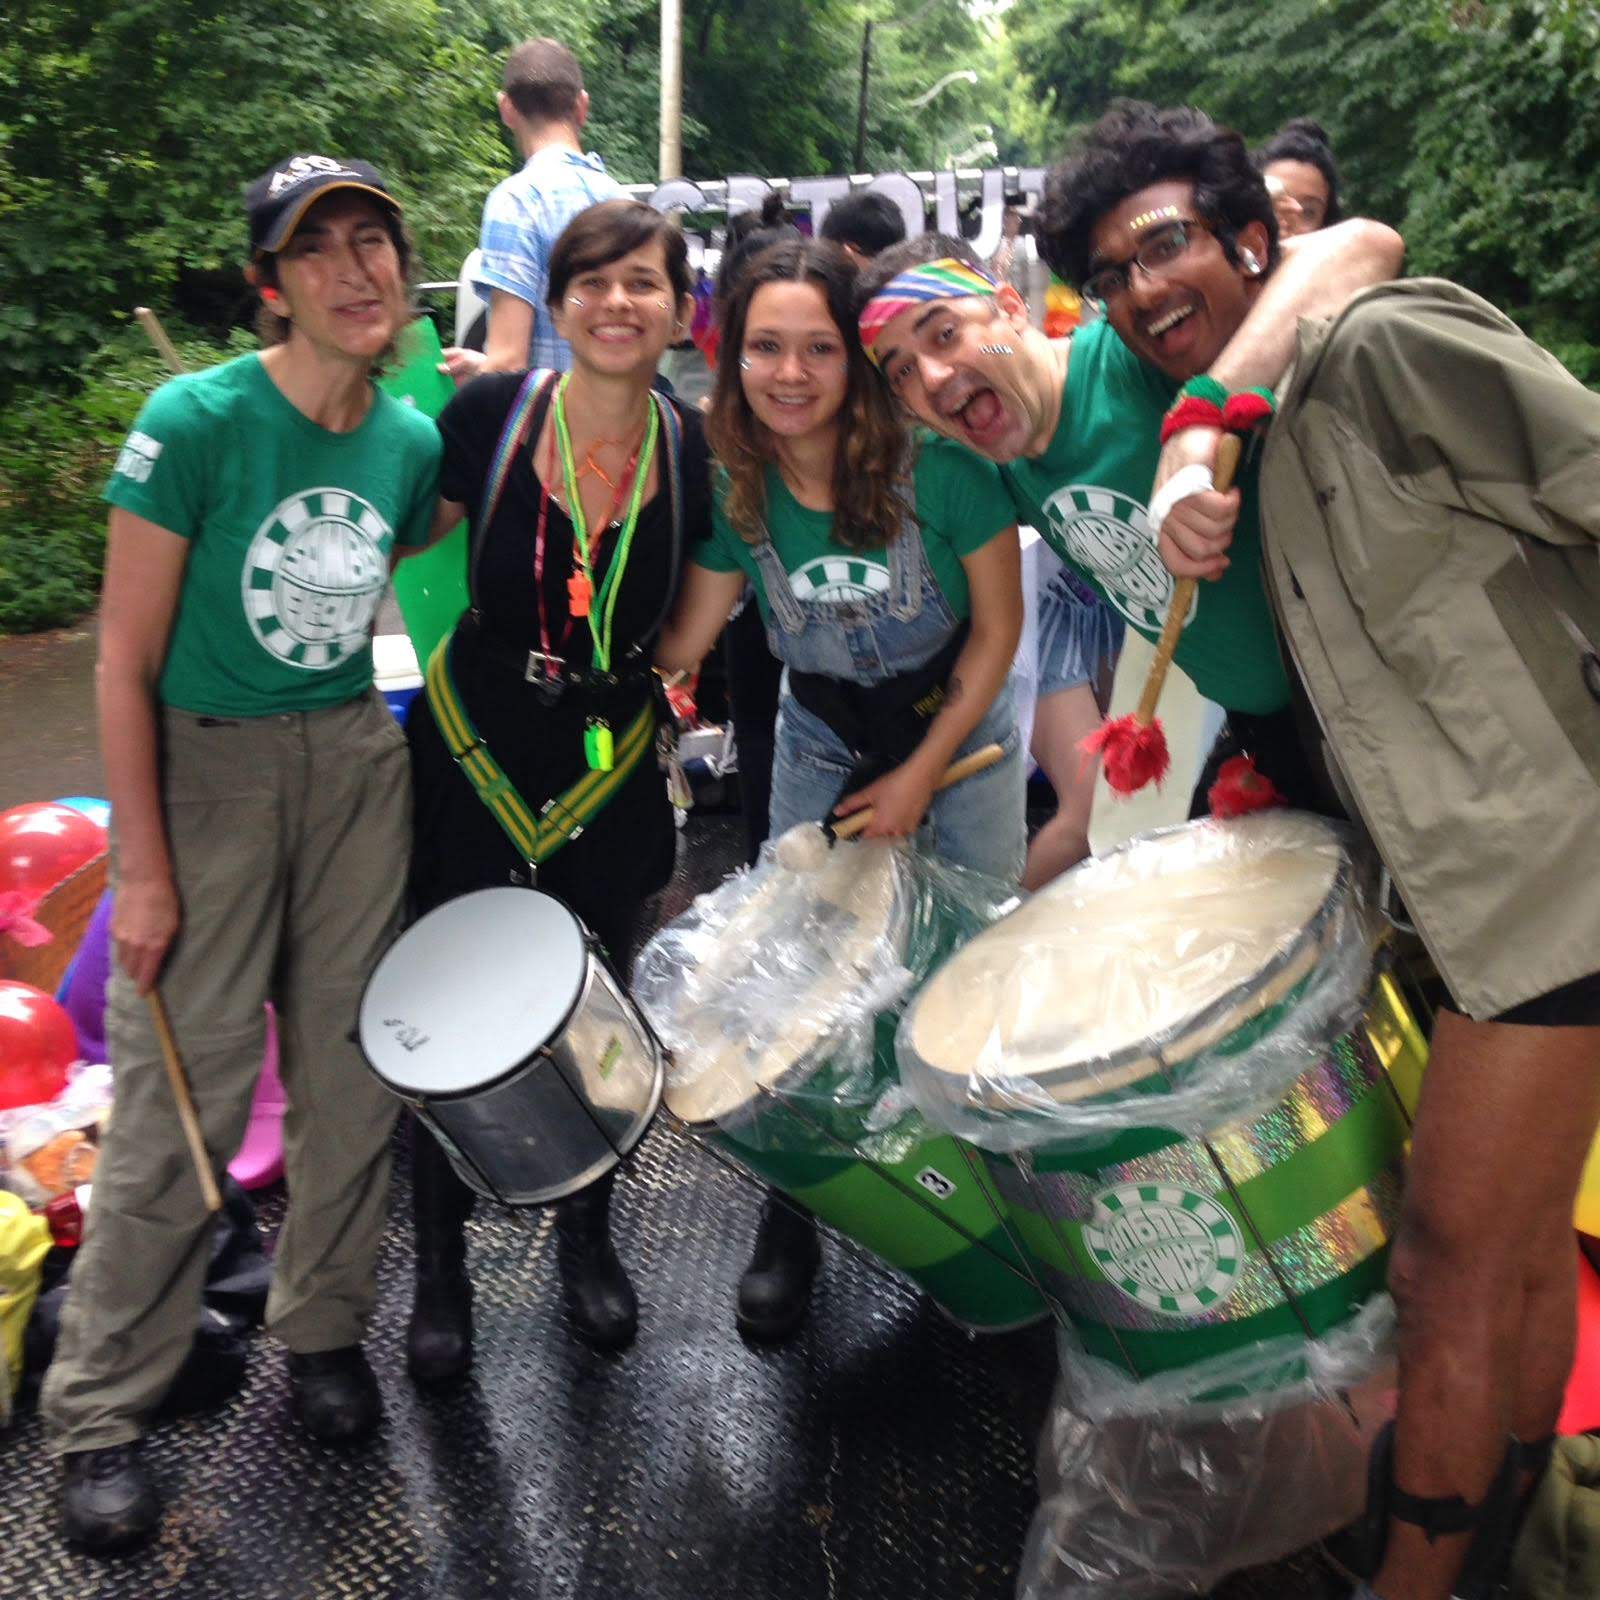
[658,237,1026,1340]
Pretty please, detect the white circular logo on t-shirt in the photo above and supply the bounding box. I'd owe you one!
[1041,483,1194,634]
[788,554,892,605]
[242,487,390,670]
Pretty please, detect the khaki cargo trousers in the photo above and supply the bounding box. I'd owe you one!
[43,692,410,1454]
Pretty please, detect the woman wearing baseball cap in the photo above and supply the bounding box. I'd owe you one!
[41,155,442,1555]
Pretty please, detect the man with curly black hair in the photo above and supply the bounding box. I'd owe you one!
[856,102,1402,804]
[864,100,1600,1600]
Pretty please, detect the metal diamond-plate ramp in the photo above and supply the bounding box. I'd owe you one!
[0,818,1348,1600]
[0,819,1057,1600]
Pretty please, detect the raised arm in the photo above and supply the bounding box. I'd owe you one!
[655,563,748,676]
[98,508,190,992]
[1208,218,1405,393]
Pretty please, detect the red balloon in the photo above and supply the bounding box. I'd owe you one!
[0,802,106,902]
[0,979,76,1110]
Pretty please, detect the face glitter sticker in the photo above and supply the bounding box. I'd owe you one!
[1083,1182,1246,1317]
[1128,205,1184,233]
[738,357,752,370]
[979,344,1013,356]
[566,296,585,307]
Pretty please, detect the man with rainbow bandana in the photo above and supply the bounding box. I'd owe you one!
[855,112,1402,805]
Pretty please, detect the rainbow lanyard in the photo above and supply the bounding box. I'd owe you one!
[551,375,661,769]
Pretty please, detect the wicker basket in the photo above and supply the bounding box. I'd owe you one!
[0,852,109,994]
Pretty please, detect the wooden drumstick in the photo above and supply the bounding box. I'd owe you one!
[830,741,1006,841]
[1085,433,1243,796]
[146,990,224,1213]
[135,307,188,375]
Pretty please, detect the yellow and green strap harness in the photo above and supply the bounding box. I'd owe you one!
[424,635,654,866]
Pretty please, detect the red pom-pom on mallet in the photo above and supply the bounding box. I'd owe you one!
[1079,434,1242,799]
[1206,753,1285,818]
[1081,714,1171,795]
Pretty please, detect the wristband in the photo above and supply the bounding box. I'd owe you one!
[1177,374,1229,408]
[1160,396,1225,443]
[1148,462,1216,533]
[1222,386,1276,430]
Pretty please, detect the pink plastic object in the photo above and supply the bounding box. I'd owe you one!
[228,1006,286,1189]
[1559,1243,1600,1435]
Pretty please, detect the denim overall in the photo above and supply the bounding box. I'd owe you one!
[756,488,1025,884]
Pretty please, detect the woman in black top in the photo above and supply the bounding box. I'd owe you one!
[406,201,711,1379]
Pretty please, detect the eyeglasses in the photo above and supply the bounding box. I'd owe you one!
[1081,219,1212,306]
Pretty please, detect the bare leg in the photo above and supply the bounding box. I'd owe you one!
[1373,1012,1600,1600]
[1022,682,1103,891]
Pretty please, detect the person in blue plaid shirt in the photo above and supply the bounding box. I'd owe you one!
[472,37,623,374]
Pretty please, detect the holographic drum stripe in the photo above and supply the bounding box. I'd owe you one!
[983,975,1426,1381]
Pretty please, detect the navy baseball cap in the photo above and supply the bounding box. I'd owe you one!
[245,155,400,254]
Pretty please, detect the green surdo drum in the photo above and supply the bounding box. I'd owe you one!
[658,838,1048,1334]
[899,812,1427,1385]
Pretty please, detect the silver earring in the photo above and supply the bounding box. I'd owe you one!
[1242,251,1261,275]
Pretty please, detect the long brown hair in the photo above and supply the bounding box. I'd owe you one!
[706,237,908,551]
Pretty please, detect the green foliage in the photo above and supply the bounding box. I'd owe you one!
[5,0,1598,631]
[1002,0,1600,383]
[0,324,238,633]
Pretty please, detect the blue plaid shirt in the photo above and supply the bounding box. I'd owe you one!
[475,146,625,371]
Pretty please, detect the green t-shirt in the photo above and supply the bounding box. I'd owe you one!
[999,318,1290,715]
[105,354,442,717]
[693,431,1014,622]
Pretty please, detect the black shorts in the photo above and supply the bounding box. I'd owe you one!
[1487,970,1600,1027]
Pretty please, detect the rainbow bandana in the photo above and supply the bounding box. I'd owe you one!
[858,259,999,366]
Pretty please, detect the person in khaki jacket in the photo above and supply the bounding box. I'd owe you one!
[1039,106,1600,1600]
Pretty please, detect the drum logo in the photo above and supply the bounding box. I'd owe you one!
[1083,1182,1245,1317]
[242,487,392,670]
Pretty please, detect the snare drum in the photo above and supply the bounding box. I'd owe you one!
[650,840,1048,1333]
[900,812,1428,1384]
[359,888,663,1206]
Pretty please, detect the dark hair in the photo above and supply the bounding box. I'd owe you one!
[852,232,985,314]
[1255,117,1342,226]
[251,193,415,368]
[1038,100,1280,287]
[820,191,908,258]
[714,193,799,308]
[503,37,585,124]
[546,198,692,308]
[706,237,908,553]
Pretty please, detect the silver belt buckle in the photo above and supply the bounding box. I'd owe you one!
[524,649,564,684]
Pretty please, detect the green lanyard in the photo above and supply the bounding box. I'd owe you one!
[552,375,661,678]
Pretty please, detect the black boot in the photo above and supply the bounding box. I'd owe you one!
[287,1345,383,1444]
[407,1122,475,1386]
[554,1172,637,1352]
[737,1193,821,1342]
[61,1442,161,1554]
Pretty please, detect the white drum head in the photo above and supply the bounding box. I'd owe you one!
[659,838,900,1129]
[360,888,588,1097]
[905,811,1347,1104]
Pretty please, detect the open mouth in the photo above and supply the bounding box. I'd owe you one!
[940,383,1006,448]
[1142,300,1201,356]
[337,300,384,321]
